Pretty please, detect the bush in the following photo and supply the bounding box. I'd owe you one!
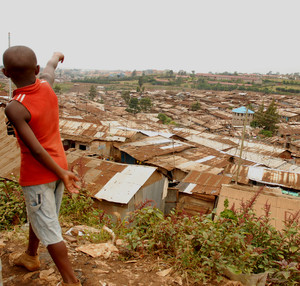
[0,179,26,230]
[60,188,112,227]
[123,190,300,284]
[157,113,172,124]
[259,129,273,137]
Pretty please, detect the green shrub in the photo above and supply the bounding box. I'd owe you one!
[0,179,26,230]
[60,188,112,227]
[259,129,273,137]
[123,190,300,284]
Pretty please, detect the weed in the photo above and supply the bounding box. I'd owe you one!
[0,179,26,230]
[60,188,113,227]
[122,190,300,284]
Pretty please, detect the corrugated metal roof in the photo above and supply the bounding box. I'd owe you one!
[181,171,232,195]
[60,119,133,142]
[186,135,234,151]
[94,165,156,204]
[145,145,231,173]
[177,161,223,174]
[171,128,208,138]
[253,167,300,190]
[227,139,287,157]
[196,155,216,163]
[146,155,189,171]
[67,150,158,203]
[181,183,196,194]
[225,164,300,190]
[118,136,193,161]
[232,106,254,114]
[117,127,173,138]
[225,148,300,172]
[224,164,250,185]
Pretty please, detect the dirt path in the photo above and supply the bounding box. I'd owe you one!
[1,227,235,286]
[0,228,188,286]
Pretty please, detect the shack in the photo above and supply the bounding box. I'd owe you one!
[67,150,168,220]
[174,171,232,215]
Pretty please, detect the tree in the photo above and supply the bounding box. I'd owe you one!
[178,70,187,75]
[121,90,131,104]
[191,101,201,111]
[251,102,265,128]
[126,97,141,114]
[140,97,152,112]
[131,70,137,77]
[250,100,279,135]
[137,76,145,93]
[263,99,279,132]
[88,85,97,100]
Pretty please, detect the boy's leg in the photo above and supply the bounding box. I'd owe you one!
[13,224,40,271]
[21,180,80,284]
[47,241,78,284]
[26,224,40,256]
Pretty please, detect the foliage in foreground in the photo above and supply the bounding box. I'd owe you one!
[0,179,26,230]
[60,188,113,227]
[124,191,300,285]
[1,181,299,284]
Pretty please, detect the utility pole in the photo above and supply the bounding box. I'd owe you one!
[8,32,12,100]
[235,106,248,184]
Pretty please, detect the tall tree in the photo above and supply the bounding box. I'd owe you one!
[137,76,145,93]
[88,85,97,100]
[252,102,265,128]
[263,99,279,132]
[250,100,279,134]
[121,90,131,104]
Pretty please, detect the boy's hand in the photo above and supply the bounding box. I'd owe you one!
[61,170,80,194]
[40,52,65,86]
[53,52,64,63]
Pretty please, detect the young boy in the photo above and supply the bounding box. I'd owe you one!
[2,46,81,286]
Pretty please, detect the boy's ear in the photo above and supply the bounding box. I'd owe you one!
[2,68,10,78]
[35,65,40,75]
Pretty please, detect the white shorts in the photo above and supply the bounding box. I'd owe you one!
[22,180,64,246]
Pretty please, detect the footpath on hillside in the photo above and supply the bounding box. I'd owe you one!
[0,224,240,286]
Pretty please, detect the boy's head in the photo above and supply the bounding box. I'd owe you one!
[2,45,40,85]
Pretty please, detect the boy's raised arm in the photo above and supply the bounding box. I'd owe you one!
[39,52,64,87]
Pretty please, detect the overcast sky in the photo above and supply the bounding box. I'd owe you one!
[1,0,299,74]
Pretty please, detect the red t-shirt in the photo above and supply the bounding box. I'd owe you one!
[12,78,68,186]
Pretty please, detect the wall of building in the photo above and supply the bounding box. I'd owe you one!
[177,193,216,216]
[93,174,167,220]
[134,176,168,212]
[90,141,113,158]
[232,113,254,126]
[217,184,300,231]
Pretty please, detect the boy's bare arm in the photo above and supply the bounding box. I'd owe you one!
[5,101,79,194]
[39,52,64,87]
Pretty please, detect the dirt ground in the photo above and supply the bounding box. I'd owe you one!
[0,226,238,286]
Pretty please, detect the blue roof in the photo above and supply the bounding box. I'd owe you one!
[232,106,254,114]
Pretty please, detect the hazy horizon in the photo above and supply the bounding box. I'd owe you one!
[1,0,299,74]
